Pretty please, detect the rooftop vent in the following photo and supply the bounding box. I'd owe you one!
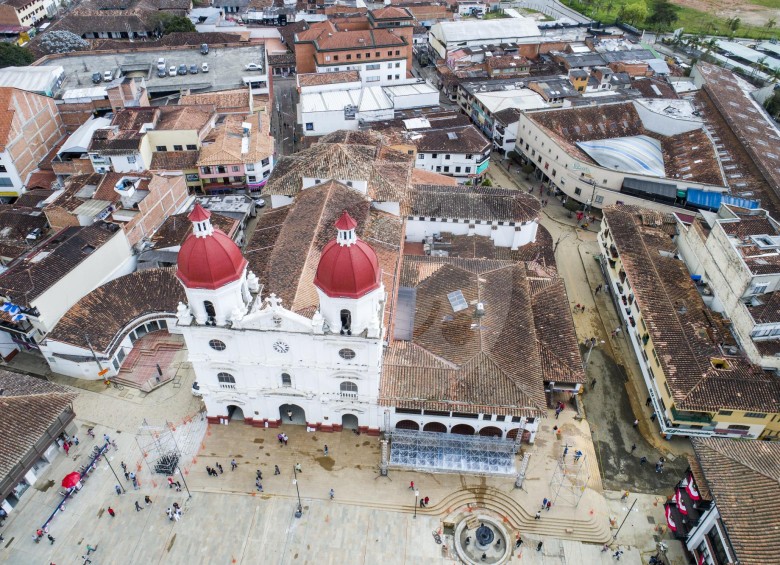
[447,132,458,140]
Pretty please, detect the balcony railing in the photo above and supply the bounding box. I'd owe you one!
[670,406,713,424]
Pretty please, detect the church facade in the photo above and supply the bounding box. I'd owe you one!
[176,204,387,434]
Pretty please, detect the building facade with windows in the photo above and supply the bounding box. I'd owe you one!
[599,205,780,439]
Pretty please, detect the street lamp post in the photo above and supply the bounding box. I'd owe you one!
[414,489,419,519]
[584,338,605,367]
[103,448,125,493]
[584,179,598,212]
[292,465,303,518]
[177,465,192,500]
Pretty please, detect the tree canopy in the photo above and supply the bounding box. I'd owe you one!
[618,1,649,25]
[154,14,196,35]
[647,0,679,28]
[0,43,34,69]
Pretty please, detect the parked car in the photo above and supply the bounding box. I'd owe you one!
[103,70,113,81]
[244,63,262,71]
[177,64,188,76]
[157,68,167,78]
[169,66,177,77]
[201,62,209,73]
[191,381,203,397]
[189,64,199,74]
[157,57,166,71]
[254,198,266,208]
[200,43,209,55]
[91,72,102,84]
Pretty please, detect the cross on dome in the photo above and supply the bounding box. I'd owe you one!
[335,210,358,247]
[189,203,214,238]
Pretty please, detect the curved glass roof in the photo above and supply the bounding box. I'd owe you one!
[576,135,665,178]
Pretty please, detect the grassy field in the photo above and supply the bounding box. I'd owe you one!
[561,0,779,39]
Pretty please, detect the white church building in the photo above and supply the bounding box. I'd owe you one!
[176,204,388,433]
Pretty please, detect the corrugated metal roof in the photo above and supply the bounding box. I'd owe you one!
[73,199,112,217]
[722,194,759,210]
[0,66,62,93]
[686,188,723,211]
[431,19,540,43]
[716,40,780,72]
[577,135,665,177]
[300,88,361,112]
[622,177,677,199]
[60,117,112,154]
[358,86,392,112]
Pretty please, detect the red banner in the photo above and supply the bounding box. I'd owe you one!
[676,488,688,515]
[686,473,701,500]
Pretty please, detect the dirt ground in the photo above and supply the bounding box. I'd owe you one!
[671,0,778,27]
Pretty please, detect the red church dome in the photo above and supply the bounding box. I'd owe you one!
[314,211,381,299]
[176,204,248,290]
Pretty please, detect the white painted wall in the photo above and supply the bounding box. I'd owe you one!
[406,217,538,249]
[0,151,25,194]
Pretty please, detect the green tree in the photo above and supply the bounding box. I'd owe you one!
[521,163,535,180]
[647,0,678,28]
[618,1,649,25]
[764,90,780,118]
[0,43,34,68]
[481,178,493,187]
[766,17,776,29]
[726,17,740,33]
[152,13,196,35]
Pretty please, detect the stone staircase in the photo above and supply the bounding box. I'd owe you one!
[114,335,183,391]
[417,486,611,543]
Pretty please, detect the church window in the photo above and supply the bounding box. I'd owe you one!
[281,373,292,387]
[340,381,358,398]
[339,348,356,360]
[273,341,290,354]
[209,339,226,351]
[340,309,352,335]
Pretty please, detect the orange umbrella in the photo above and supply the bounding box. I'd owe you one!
[61,472,81,489]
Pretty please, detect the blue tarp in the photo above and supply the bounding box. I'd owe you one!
[686,189,759,211]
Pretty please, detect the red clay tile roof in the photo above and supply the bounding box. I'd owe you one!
[149,212,238,250]
[692,437,780,565]
[410,184,540,224]
[297,71,360,87]
[604,205,780,413]
[150,151,199,170]
[381,256,575,416]
[0,88,17,153]
[0,371,77,485]
[46,267,185,354]
[370,6,413,19]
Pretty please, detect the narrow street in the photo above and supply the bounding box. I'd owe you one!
[270,76,298,157]
[488,155,692,494]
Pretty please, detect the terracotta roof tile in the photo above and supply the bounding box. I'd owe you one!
[47,268,185,354]
[604,205,780,413]
[150,151,199,170]
[0,371,77,483]
[692,437,780,565]
[297,71,360,88]
[410,184,540,224]
[150,211,237,250]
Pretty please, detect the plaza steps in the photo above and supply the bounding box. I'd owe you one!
[417,486,611,543]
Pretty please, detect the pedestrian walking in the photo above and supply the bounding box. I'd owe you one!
[645,397,652,407]
[47,534,56,544]
[650,413,657,422]
[537,541,543,551]
[86,544,97,555]
[424,496,429,507]
[534,511,541,520]
[514,534,523,548]
[82,557,93,565]
[295,462,302,473]
[104,434,110,444]
[63,441,70,455]
[135,501,142,512]
[554,407,561,419]
[256,469,263,480]
[563,446,569,459]
[121,461,127,473]
[630,443,637,453]
[574,450,583,462]
[166,507,173,520]
[420,497,425,508]
[217,463,223,474]
[409,481,415,490]
[640,456,647,465]
[655,462,662,473]
[107,506,115,518]
[620,491,629,501]
[145,495,153,505]
[274,465,280,475]
[613,549,624,560]
[255,480,263,492]
[632,419,639,428]
[287,410,293,421]
[277,433,283,445]
[124,470,130,480]
[323,444,329,456]
[546,501,551,511]
[329,488,335,500]
[115,484,122,495]
[282,434,288,446]
[595,284,602,294]
[542,497,548,509]
[231,459,237,471]
[168,476,174,488]
[73,435,80,446]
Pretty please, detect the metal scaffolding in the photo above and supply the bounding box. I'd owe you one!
[135,411,207,476]
[389,429,519,475]
[548,448,589,507]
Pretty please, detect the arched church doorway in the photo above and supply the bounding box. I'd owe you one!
[280,404,306,424]
[227,405,245,421]
[342,414,359,430]
[479,426,502,437]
